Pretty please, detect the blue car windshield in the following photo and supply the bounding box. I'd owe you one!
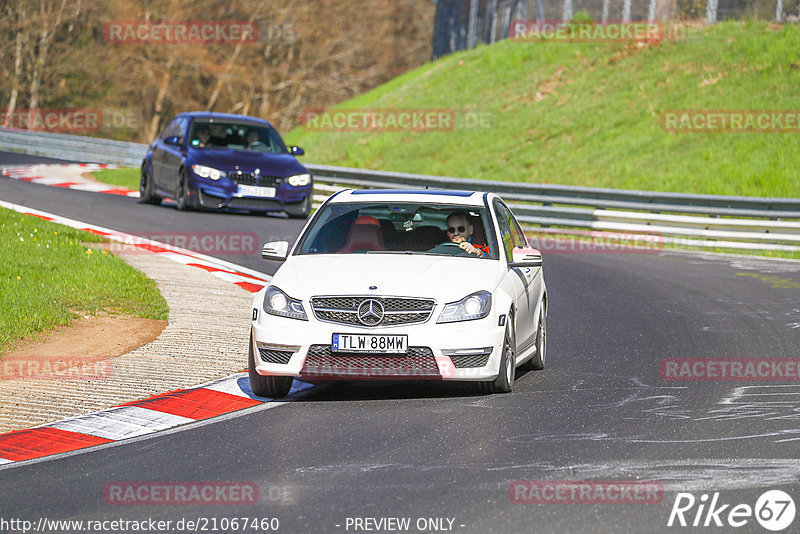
[296,202,498,259]
[188,121,287,153]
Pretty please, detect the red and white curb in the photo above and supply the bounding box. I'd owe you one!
[0,374,312,465]
[1,163,140,197]
[0,200,295,465]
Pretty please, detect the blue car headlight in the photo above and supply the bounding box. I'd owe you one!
[287,173,311,187]
[263,286,307,321]
[191,164,224,181]
[437,290,492,323]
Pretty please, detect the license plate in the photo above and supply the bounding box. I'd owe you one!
[237,185,276,198]
[332,333,408,354]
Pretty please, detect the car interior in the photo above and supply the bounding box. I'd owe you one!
[300,204,491,256]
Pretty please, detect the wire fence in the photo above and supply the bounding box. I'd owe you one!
[432,0,800,57]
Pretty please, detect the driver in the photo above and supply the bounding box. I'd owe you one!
[195,126,211,147]
[446,211,490,257]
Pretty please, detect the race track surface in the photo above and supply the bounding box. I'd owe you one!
[2,151,799,533]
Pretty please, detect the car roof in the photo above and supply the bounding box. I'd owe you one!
[328,189,492,206]
[176,111,275,129]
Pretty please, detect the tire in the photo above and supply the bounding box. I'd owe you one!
[285,196,311,219]
[481,312,515,394]
[139,166,160,205]
[522,304,546,371]
[530,305,546,370]
[248,333,293,398]
[175,168,196,211]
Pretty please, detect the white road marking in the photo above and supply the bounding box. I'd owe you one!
[46,406,194,440]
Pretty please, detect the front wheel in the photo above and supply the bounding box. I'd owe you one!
[481,313,515,394]
[248,334,293,398]
[139,166,160,205]
[175,169,196,211]
[522,304,546,371]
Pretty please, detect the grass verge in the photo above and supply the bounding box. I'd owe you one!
[0,207,169,356]
[285,21,800,197]
[92,167,140,190]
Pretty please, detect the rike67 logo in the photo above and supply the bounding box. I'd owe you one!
[668,490,795,531]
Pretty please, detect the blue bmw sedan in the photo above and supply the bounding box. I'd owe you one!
[140,112,313,218]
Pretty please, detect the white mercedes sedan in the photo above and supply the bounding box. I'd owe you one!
[249,189,547,397]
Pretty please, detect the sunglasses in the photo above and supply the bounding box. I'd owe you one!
[448,226,466,233]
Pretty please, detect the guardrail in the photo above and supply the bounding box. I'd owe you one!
[2,128,799,251]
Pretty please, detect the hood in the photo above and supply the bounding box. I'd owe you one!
[271,254,504,303]
[189,148,306,176]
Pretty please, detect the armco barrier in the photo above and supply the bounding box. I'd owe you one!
[1,128,799,250]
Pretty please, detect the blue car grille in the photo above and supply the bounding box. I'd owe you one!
[227,171,282,187]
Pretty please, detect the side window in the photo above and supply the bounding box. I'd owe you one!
[493,201,514,261]
[510,214,528,248]
[173,118,188,141]
[161,119,180,140]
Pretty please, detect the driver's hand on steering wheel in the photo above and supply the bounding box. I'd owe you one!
[450,235,482,256]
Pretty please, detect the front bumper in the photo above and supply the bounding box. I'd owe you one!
[250,310,506,381]
[193,178,311,213]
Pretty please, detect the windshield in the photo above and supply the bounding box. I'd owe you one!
[296,202,497,259]
[188,120,287,153]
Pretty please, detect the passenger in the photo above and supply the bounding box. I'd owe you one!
[446,211,490,257]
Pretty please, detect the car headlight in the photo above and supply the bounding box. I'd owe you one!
[191,164,223,181]
[287,173,311,186]
[263,286,307,320]
[437,290,492,323]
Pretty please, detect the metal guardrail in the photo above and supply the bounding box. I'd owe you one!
[1,128,799,250]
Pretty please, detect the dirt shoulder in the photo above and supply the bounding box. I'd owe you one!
[0,244,253,433]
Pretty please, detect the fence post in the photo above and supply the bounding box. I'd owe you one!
[648,0,657,20]
[563,0,573,21]
[489,0,498,43]
[467,0,479,48]
[776,0,784,22]
[622,0,632,22]
[602,0,610,23]
[537,0,545,24]
[706,0,718,24]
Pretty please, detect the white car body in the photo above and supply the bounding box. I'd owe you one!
[249,189,547,396]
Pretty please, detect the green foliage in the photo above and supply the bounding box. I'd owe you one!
[0,208,168,355]
[286,22,800,197]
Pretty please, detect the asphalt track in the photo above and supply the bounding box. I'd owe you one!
[2,150,800,533]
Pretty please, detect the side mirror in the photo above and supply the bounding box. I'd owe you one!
[262,241,290,261]
[288,145,305,156]
[164,135,182,146]
[509,247,542,268]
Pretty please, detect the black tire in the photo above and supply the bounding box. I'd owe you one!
[285,196,311,219]
[175,168,196,211]
[248,333,293,398]
[139,166,160,205]
[481,312,515,394]
[521,304,546,371]
[530,305,546,370]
